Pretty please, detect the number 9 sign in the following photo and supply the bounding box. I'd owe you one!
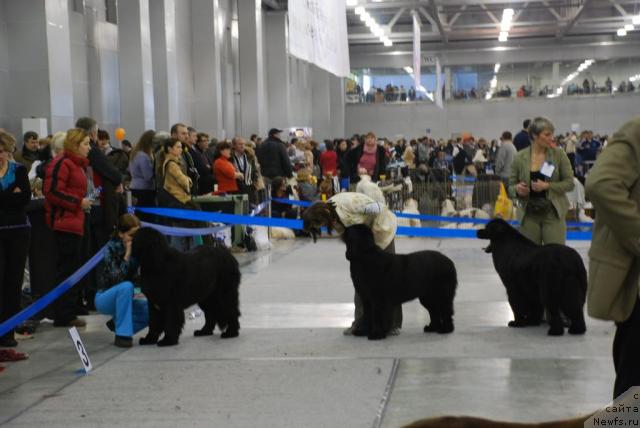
[68,327,93,374]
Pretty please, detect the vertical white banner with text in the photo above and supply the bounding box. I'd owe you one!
[413,11,421,91]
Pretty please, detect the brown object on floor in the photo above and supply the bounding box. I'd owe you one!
[0,349,29,362]
[401,415,590,428]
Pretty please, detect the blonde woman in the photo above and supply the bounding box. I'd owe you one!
[44,128,93,328]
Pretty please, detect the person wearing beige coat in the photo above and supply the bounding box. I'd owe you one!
[508,117,574,245]
[162,140,192,204]
[585,116,640,398]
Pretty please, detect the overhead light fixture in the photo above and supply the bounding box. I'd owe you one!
[346,0,358,6]
[498,31,508,42]
[355,7,389,47]
[633,15,640,25]
[498,8,514,42]
[617,28,627,36]
[494,63,501,73]
[404,66,414,74]
[383,38,393,47]
[354,6,364,15]
[624,24,634,31]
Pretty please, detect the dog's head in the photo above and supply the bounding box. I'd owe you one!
[476,218,513,253]
[341,224,378,260]
[302,202,336,243]
[131,227,169,266]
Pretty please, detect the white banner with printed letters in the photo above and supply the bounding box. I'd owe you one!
[413,11,421,91]
[288,0,350,78]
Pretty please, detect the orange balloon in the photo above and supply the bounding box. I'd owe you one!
[114,127,126,141]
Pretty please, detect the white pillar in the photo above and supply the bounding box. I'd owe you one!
[149,0,178,132]
[45,0,75,132]
[118,0,155,139]
[329,74,345,138]
[238,0,267,137]
[191,0,224,137]
[311,65,330,141]
[264,11,290,130]
[445,66,452,100]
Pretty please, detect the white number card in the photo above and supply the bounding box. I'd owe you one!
[68,327,92,374]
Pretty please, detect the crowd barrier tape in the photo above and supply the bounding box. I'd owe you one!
[137,206,593,240]
[136,207,305,229]
[271,197,593,228]
[0,247,107,338]
[140,221,230,237]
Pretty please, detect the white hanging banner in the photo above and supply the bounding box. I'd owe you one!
[412,11,421,91]
[288,0,350,78]
[435,57,444,109]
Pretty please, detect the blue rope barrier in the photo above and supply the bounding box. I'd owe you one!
[136,207,304,229]
[0,246,106,338]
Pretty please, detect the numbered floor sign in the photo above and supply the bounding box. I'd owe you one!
[68,327,92,374]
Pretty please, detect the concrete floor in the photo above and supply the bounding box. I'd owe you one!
[0,237,616,428]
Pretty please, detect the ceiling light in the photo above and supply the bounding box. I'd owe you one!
[404,66,413,74]
[354,6,364,15]
[346,0,358,6]
[624,24,634,31]
[494,63,501,73]
[359,12,368,21]
[556,87,563,95]
[383,38,393,47]
[633,15,640,25]
[617,28,627,36]
[498,31,508,42]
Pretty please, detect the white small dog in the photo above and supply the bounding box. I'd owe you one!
[441,199,491,229]
[397,198,421,228]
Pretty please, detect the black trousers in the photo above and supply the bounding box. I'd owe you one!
[0,228,31,339]
[52,231,83,324]
[613,298,640,398]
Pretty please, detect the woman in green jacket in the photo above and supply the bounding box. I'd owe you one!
[508,117,574,245]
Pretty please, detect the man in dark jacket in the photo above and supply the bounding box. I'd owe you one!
[513,119,531,151]
[186,126,213,194]
[14,131,40,171]
[345,132,387,183]
[75,117,123,311]
[256,128,293,186]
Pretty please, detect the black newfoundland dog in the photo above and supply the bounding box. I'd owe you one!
[132,227,241,346]
[476,219,586,336]
[342,224,458,340]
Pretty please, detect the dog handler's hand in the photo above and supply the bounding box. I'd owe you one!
[516,182,529,197]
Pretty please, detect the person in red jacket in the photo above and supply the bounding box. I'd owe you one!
[213,141,243,193]
[319,140,338,178]
[44,128,93,327]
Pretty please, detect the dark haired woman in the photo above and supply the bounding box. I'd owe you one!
[129,129,156,221]
[94,213,148,348]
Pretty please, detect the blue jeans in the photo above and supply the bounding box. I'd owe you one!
[95,281,149,338]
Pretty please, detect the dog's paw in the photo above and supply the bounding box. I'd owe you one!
[194,329,214,337]
[351,328,369,337]
[367,332,387,340]
[221,330,239,339]
[139,335,159,345]
[568,324,586,335]
[508,320,528,328]
[547,326,565,336]
[437,323,455,334]
[423,324,439,333]
[157,338,179,347]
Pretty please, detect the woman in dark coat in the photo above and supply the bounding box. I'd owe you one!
[0,132,31,348]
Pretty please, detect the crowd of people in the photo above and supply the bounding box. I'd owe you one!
[347,75,638,104]
[0,114,613,365]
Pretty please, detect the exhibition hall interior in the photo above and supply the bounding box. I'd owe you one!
[1,0,640,427]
